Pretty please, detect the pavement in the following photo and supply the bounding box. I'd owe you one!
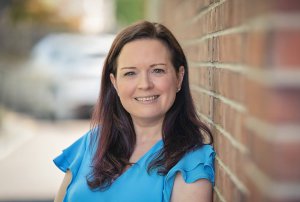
[0,108,90,202]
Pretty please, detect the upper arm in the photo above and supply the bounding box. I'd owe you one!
[54,170,72,202]
[171,172,213,202]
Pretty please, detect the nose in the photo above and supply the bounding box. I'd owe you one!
[138,72,154,90]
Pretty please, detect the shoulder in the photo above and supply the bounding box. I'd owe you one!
[170,145,215,201]
[172,144,215,183]
[162,144,215,201]
[172,171,213,202]
[178,145,215,168]
[53,128,101,173]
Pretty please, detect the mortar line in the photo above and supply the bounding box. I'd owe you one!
[189,62,300,87]
[183,13,300,46]
[246,116,300,142]
[197,112,248,154]
[246,161,300,199]
[191,85,247,113]
[214,187,227,202]
[216,156,249,194]
[189,62,250,74]
[188,0,226,25]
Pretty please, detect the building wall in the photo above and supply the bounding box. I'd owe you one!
[160,0,300,201]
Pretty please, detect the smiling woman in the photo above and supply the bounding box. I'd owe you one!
[53,21,215,202]
[110,39,184,124]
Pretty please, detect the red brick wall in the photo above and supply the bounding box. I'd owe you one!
[159,0,300,201]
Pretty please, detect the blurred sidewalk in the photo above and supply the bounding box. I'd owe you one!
[0,107,89,201]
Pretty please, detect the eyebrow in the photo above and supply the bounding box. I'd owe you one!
[150,63,167,67]
[119,63,167,70]
[119,66,136,70]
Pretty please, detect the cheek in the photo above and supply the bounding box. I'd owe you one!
[157,78,178,93]
[116,81,134,98]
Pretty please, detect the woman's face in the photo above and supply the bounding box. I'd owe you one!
[110,39,184,124]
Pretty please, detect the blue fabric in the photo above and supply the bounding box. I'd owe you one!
[53,130,215,202]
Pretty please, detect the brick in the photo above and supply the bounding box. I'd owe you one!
[214,127,248,185]
[243,31,268,68]
[213,68,245,102]
[189,67,200,85]
[247,161,300,202]
[191,90,213,119]
[215,159,248,202]
[214,1,230,31]
[267,87,300,123]
[238,113,249,145]
[185,45,201,63]
[243,0,272,20]
[198,66,214,90]
[184,38,212,62]
[214,0,250,30]
[232,185,248,202]
[190,67,213,91]
[190,0,213,14]
[189,66,213,90]
[213,191,222,202]
[214,130,229,168]
[247,127,300,181]
[246,171,267,202]
[272,30,300,68]
[212,98,223,126]
[213,33,244,63]
[245,78,268,120]
[274,0,300,12]
[229,0,246,27]
[189,66,214,91]
[180,1,198,21]
[245,80,300,123]
[273,141,300,180]
[161,0,300,202]
[181,20,202,39]
[215,162,232,201]
[188,9,216,38]
[212,98,244,141]
[235,146,249,184]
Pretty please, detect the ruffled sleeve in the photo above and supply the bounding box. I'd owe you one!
[163,144,215,202]
[53,131,92,179]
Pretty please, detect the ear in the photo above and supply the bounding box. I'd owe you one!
[110,73,118,93]
[177,66,185,90]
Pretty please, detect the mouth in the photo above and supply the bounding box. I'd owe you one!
[134,95,159,103]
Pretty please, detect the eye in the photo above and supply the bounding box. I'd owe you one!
[152,68,166,74]
[124,71,136,77]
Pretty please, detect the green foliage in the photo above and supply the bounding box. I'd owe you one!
[116,0,146,27]
[9,0,52,23]
[9,1,29,22]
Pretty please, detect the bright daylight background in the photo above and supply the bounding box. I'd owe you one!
[1,0,300,202]
[0,0,160,201]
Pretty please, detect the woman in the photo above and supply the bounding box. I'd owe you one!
[54,20,215,202]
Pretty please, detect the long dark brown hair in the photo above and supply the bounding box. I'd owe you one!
[87,20,213,190]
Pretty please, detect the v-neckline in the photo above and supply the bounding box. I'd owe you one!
[133,139,163,165]
[115,139,163,181]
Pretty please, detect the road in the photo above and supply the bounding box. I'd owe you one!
[0,109,90,201]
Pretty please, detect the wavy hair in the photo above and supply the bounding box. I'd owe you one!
[88,20,213,190]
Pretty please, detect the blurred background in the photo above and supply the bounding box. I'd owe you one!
[1,0,300,202]
[0,0,157,201]
[0,0,152,120]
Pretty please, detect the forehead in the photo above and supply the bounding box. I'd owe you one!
[117,39,171,66]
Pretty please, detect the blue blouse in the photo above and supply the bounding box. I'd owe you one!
[53,130,215,202]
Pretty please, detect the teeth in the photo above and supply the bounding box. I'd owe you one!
[135,95,158,102]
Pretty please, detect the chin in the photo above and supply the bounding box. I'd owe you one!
[131,112,165,121]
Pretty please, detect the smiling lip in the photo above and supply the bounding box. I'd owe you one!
[134,95,159,102]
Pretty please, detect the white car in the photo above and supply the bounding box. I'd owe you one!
[18,33,115,119]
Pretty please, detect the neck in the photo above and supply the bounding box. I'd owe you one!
[132,117,164,144]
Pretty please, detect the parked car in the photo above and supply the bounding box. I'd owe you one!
[16,33,115,119]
